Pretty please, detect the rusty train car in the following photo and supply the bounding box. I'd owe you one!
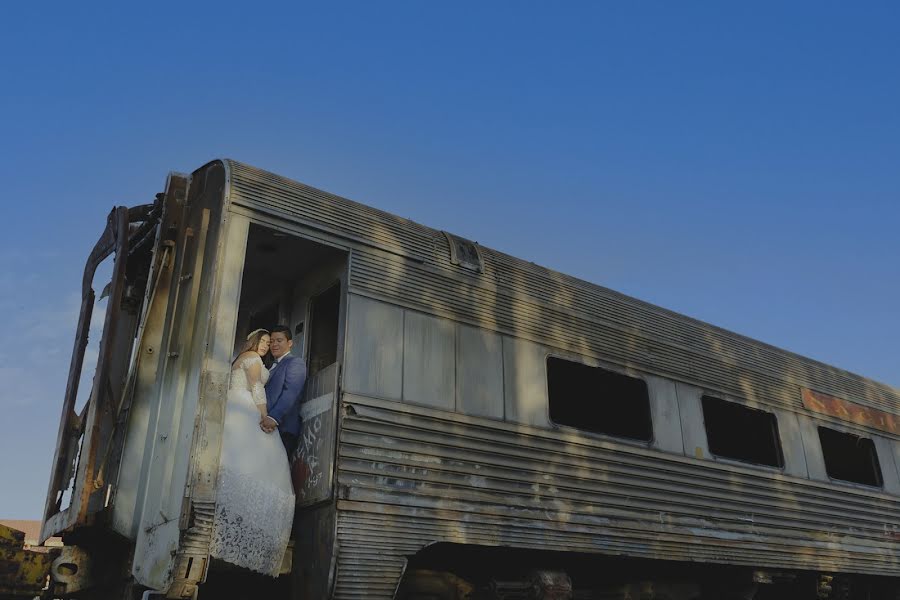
[39,160,900,599]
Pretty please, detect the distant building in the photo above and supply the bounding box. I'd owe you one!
[0,520,62,550]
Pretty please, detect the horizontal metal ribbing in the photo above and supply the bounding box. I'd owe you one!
[338,413,900,537]
[335,505,900,580]
[227,163,438,261]
[333,398,900,584]
[348,258,802,413]
[485,248,895,409]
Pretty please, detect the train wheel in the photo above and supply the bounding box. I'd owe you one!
[395,569,474,600]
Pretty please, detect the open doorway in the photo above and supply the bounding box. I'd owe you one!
[204,223,347,594]
[232,224,347,365]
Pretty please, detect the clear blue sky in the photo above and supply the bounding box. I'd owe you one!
[1,2,898,519]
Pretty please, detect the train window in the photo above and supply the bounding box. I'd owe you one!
[547,357,652,441]
[701,396,783,468]
[818,427,883,487]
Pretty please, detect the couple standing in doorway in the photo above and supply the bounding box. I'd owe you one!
[210,325,306,577]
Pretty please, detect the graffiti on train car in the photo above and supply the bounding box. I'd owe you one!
[802,388,900,435]
[292,392,336,504]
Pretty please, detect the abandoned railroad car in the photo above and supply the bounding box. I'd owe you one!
[39,160,900,600]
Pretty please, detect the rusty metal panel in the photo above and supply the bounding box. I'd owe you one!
[41,206,131,542]
[112,178,186,540]
[331,394,900,597]
[0,523,57,598]
[128,165,228,592]
[802,387,900,435]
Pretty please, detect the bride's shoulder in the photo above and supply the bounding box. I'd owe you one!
[235,351,263,368]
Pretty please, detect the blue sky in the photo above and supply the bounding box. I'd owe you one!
[1,2,898,519]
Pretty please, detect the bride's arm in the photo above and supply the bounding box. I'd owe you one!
[246,358,269,417]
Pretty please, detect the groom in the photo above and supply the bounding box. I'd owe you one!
[261,324,306,457]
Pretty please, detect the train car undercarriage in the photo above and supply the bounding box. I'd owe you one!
[396,545,900,600]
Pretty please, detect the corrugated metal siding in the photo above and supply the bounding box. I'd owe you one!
[330,396,900,597]
[332,529,409,600]
[228,161,437,261]
[224,160,900,419]
[483,249,896,412]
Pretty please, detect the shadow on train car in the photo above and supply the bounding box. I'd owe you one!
[396,543,900,600]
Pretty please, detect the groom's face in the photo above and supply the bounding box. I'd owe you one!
[270,332,292,359]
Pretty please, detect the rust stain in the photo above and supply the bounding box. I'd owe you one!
[801,388,900,435]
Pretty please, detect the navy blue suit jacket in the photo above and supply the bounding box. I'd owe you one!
[264,353,306,437]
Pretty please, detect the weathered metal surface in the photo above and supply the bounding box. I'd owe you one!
[456,325,504,419]
[41,206,128,542]
[342,295,404,401]
[292,504,338,600]
[329,395,900,598]
[43,160,900,598]
[42,193,165,544]
[223,160,900,422]
[111,174,186,540]
[802,387,900,435]
[403,311,456,412]
[0,524,57,599]
[294,363,339,506]
[129,165,227,593]
[490,571,572,600]
[164,500,213,600]
[219,159,900,596]
[49,545,93,596]
[0,527,24,548]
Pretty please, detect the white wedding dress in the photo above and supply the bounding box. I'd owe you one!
[210,354,295,576]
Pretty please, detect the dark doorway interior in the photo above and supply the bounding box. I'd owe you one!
[307,283,341,378]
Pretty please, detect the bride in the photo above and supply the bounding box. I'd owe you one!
[210,328,295,576]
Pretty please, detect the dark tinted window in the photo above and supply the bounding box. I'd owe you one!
[547,357,651,441]
[702,396,783,468]
[818,427,882,487]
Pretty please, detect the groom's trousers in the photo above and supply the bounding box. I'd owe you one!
[281,431,298,459]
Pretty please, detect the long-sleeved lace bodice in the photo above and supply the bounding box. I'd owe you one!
[230,354,269,408]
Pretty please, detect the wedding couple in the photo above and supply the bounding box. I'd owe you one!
[210,325,306,576]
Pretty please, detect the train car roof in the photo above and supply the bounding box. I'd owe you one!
[212,159,900,425]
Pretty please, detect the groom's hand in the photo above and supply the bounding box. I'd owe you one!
[260,416,278,433]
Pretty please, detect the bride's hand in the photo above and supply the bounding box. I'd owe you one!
[259,415,278,433]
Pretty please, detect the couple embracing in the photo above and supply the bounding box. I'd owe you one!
[210,326,306,576]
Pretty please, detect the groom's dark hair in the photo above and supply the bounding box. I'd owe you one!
[271,324,292,340]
